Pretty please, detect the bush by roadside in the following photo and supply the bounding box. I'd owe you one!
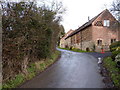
[110,41,120,52]
[2,1,65,85]
[102,41,120,88]
[103,57,120,88]
[2,51,61,88]
[111,50,120,60]
[109,41,120,62]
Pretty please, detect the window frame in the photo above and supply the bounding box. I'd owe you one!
[103,20,110,27]
[97,40,102,46]
[111,39,116,44]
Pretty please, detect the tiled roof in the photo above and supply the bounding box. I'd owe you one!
[61,30,74,40]
[65,9,107,39]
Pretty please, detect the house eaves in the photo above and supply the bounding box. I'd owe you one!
[65,9,106,40]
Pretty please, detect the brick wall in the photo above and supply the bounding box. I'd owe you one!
[92,10,120,51]
[65,9,120,52]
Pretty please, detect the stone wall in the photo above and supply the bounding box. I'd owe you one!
[73,41,94,51]
[65,37,72,48]
[70,26,93,50]
[60,30,74,48]
[60,38,65,48]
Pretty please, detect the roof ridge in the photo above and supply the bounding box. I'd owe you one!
[65,9,108,39]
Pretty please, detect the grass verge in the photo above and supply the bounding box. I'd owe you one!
[2,50,61,88]
[103,57,120,88]
[58,47,93,53]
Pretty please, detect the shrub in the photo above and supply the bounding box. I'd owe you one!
[115,54,120,68]
[103,57,120,88]
[2,1,65,83]
[116,47,120,51]
[110,41,120,52]
[111,50,120,60]
[115,53,120,62]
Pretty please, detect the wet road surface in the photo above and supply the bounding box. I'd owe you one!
[20,49,106,88]
[84,52,111,59]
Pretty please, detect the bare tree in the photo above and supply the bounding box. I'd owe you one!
[110,0,120,22]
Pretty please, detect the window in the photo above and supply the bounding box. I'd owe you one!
[103,20,110,27]
[97,40,102,45]
[111,39,116,43]
[94,21,103,26]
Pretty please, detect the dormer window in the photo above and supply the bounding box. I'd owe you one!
[103,20,110,27]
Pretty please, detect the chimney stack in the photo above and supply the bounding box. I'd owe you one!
[88,16,90,21]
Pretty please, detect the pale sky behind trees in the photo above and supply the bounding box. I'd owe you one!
[60,0,114,32]
[3,0,115,32]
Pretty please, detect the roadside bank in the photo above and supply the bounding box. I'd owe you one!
[3,50,61,88]
[99,57,120,88]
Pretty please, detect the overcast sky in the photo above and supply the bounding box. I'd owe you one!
[6,0,114,32]
[60,0,114,32]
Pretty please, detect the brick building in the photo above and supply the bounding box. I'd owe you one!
[65,9,120,52]
[60,30,74,48]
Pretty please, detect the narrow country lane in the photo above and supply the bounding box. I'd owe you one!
[20,49,106,88]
